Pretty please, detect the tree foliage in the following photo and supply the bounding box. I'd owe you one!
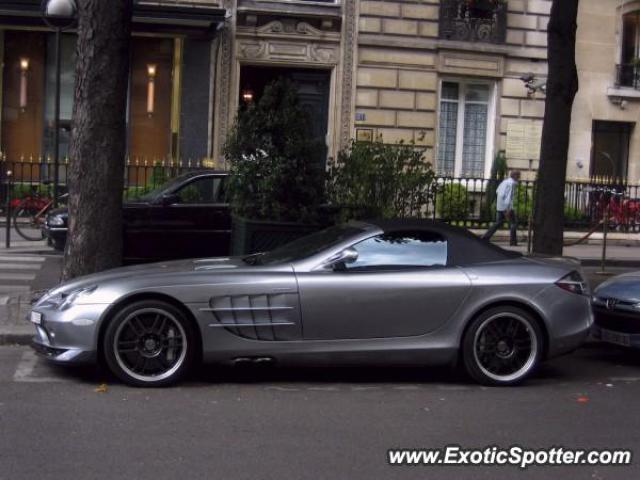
[328,139,435,221]
[224,78,325,223]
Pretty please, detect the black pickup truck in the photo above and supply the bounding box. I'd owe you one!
[44,170,231,263]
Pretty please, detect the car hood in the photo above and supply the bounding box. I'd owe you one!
[47,207,68,218]
[594,271,640,303]
[50,257,248,293]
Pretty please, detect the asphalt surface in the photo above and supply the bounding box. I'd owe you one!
[1,341,639,480]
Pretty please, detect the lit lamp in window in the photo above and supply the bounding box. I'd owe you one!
[241,88,254,104]
[147,64,157,116]
[19,58,29,111]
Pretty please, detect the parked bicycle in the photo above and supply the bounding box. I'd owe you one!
[588,185,640,232]
[11,182,68,241]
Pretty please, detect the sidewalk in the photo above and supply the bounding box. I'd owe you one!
[498,243,640,267]
[0,242,639,346]
[0,239,62,345]
[470,228,640,247]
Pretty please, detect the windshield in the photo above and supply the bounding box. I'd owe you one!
[249,224,367,266]
[134,175,193,202]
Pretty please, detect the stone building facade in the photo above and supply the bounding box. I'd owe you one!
[23,1,640,183]
[571,0,640,183]
[212,0,552,180]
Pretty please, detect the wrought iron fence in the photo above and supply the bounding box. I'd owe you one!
[615,63,640,89]
[430,176,640,232]
[0,158,217,205]
[2,158,640,231]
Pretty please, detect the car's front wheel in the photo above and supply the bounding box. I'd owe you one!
[103,300,196,387]
[462,306,543,386]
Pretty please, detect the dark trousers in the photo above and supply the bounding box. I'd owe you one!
[483,210,517,245]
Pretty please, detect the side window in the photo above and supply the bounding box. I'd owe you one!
[218,176,229,203]
[175,177,224,204]
[346,231,448,271]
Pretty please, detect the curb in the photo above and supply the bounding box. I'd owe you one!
[580,259,640,268]
[0,332,32,346]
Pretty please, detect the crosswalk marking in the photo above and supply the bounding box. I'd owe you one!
[0,238,53,255]
[0,255,45,263]
[0,273,37,281]
[0,286,31,294]
[0,254,46,303]
[13,350,70,383]
[0,263,42,270]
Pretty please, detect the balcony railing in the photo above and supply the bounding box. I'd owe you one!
[615,63,640,89]
[439,0,507,44]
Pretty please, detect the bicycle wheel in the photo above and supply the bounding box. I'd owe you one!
[12,203,45,241]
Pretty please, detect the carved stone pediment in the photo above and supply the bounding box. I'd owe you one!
[237,39,339,65]
[237,15,341,41]
[257,19,323,36]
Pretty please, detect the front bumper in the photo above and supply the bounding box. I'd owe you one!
[591,325,640,349]
[31,335,96,364]
[28,303,104,365]
[591,305,640,348]
[43,225,67,243]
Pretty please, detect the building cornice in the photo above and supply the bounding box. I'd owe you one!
[237,0,342,19]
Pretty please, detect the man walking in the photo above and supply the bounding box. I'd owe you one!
[483,170,520,246]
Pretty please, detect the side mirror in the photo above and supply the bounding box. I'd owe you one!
[324,247,359,270]
[159,193,179,206]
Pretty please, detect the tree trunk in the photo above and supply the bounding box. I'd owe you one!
[532,0,579,255]
[62,0,132,280]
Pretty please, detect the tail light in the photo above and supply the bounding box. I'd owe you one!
[556,271,589,296]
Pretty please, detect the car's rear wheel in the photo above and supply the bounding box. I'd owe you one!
[462,306,543,386]
[103,300,196,387]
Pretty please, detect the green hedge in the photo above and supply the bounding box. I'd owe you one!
[437,183,471,221]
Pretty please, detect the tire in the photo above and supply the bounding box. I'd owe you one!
[103,300,197,387]
[13,205,45,241]
[462,306,543,386]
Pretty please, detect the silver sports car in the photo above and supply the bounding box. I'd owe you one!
[30,220,592,387]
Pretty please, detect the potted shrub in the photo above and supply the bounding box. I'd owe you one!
[224,77,326,255]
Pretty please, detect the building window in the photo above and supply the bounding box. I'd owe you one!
[437,80,494,178]
[591,121,634,179]
[43,33,76,162]
[439,0,507,44]
[619,11,640,88]
[128,37,175,163]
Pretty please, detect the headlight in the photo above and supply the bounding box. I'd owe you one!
[48,215,66,227]
[38,286,97,310]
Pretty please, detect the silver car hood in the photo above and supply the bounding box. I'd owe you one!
[50,257,247,293]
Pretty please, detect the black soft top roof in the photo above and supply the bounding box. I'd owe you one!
[363,219,521,266]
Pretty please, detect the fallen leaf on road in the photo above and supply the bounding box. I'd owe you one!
[94,384,108,393]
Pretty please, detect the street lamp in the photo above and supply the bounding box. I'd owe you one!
[41,0,77,208]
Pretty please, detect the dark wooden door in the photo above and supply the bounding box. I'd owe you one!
[290,71,330,171]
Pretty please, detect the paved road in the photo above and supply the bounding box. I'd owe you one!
[1,342,639,480]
